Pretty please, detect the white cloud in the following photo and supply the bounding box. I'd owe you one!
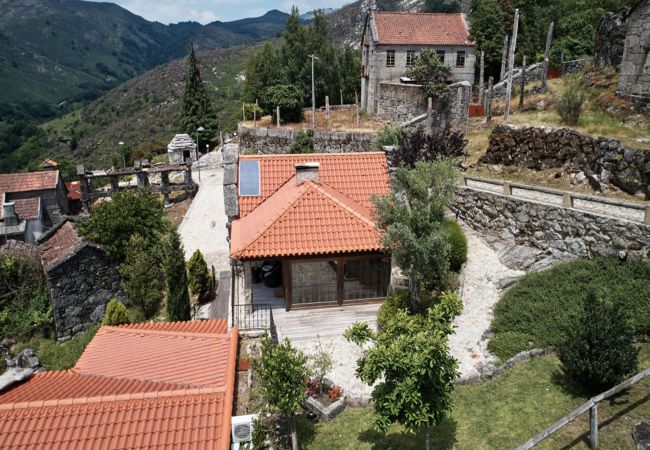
[88,0,351,23]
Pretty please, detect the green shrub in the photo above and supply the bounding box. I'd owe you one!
[559,291,639,392]
[377,290,411,330]
[119,234,164,319]
[444,219,467,272]
[487,332,534,360]
[243,102,263,120]
[374,125,404,150]
[490,258,650,360]
[187,249,212,301]
[261,84,304,124]
[556,77,586,126]
[13,326,98,371]
[103,299,130,326]
[290,130,314,154]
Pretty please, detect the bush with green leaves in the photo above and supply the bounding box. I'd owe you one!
[389,127,467,169]
[0,252,52,341]
[490,258,650,359]
[103,299,130,326]
[289,130,314,154]
[559,291,639,392]
[163,230,191,322]
[556,77,586,126]
[261,84,304,124]
[373,125,406,151]
[404,49,452,104]
[443,219,467,272]
[242,102,263,120]
[119,234,164,320]
[252,334,310,450]
[78,188,170,262]
[187,249,211,301]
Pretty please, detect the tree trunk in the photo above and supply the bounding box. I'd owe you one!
[290,414,299,450]
[409,272,420,312]
[425,427,430,450]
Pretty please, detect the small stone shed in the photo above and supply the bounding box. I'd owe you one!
[229,152,393,310]
[167,134,198,163]
[38,220,124,340]
[617,0,650,108]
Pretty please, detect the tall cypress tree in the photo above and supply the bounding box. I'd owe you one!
[179,42,218,140]
[163,230,191,322]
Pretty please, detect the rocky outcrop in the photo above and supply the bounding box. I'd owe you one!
[480,125,650,198]
[594,11,626,69]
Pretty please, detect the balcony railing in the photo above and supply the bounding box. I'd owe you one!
[232,303,272,331]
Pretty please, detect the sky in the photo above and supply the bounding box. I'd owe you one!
[89,0,350,24]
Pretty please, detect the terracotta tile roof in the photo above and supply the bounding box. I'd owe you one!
[75,325,234,388]
[239,152,390,217]
[371,11,474,46]
[0,320,237,450]
[39,221,85,271]
[12,197,40,220]
[0,170,59,195]
[232,152,390,260]
[65,181,81,201]
[0,240,40,259]
[39,159,58,169]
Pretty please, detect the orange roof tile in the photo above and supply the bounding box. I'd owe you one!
[65,181,81,201]
[39,221,85,271]
[238,152,391,217]
[371,11,474,46]
[232,152,390,260]
[13,197,41,220]
[0,171,59,195]
[0,320,237,450]
[75,325,233,388]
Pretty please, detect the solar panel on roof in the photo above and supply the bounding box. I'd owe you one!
[239,160,260,196]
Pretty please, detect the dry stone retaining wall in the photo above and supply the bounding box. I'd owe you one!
[238,125,376,155]
[480,124,650,198]
[452,186,650,262]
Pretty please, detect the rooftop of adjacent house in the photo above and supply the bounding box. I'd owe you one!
[370,11,474,46]
[38,220,86,271]
[0,319,237,450]
[231,152,391,260]
[0,170,59,196]
[65,181,81,201]
[0,240,40,260]
[0,197,40,221]
[39,159,58,170]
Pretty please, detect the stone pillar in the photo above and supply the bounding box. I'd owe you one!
[161,170,170,206]
[77,165,90,215]
[234,261,253,306]
[110,175,119,192]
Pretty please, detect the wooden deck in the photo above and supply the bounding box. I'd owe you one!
[252,283,380,342]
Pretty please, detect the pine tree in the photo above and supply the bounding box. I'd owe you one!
[163,231,191,322]
[120,234,164,319]
[178,42,218,140]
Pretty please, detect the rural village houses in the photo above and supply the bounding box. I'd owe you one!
[361,10,476,115]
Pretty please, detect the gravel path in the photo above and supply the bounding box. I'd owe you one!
[449,221,525,378]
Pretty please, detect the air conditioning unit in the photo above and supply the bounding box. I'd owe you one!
[231,414,257,443]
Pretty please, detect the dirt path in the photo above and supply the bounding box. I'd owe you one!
[449,221,525,378]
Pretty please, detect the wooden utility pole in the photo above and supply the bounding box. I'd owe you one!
[426,97,433,136]
[486,76,494,122]
[325,95,330,125]
[478,50,485,106]
[504,9,520,122]
[340,89,343,106]
[276,106,280,127]
[253,99,258,128]
[541,21,554,92]
[519,55,527,109]
[308,54,319,128]
[500,35,509,81]
[242,102,245,121]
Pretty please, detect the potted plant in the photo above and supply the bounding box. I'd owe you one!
[303,337,346,421]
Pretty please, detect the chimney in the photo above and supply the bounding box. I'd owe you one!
[295,162,320,185]
[3,202,17,227]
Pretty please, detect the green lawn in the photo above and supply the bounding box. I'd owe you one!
[298,345,650,449]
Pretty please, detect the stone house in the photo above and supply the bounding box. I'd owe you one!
[38,220,124,340]
[167,133,198,163]
[228,152,393,310]
[617,0,650,107]
[0,198,45,244]
[361,10,475,115]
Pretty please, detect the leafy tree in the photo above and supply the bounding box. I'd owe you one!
[344,292,462,449]
[187,249,211,302]
[78,189,170,262]
[309,337,333,397]
[469,0,507,78]
[373,160,459,309]
[390,127,467,169]
[178,42,218,140]
[426,0,461,12]
[289,130,314,154]
[242,43,286,105]
[405,49,451,104]
[338,46,362,104]
[120,234,164,319]
[163,230,191,322]
[252,334,310,450]
[558,290,639,392]
[261,84,305,124]
[103,299,130,326]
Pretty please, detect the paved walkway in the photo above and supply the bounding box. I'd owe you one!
[449,221,525,378]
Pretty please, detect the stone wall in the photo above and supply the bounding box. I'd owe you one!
[377,81,470,130]
[48,246,124,340]
[561,58,590,76]
[452,187,650,263]
[594,11,626,69]
[617,0,650,107]
[480,124,650,198]
[222,143,239,219]
[238,125,376,155]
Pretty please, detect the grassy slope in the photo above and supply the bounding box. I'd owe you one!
[299,345,650,449]
[13,327,98,371]
[41,41,266,168]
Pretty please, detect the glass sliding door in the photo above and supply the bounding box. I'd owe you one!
[291,260,338,305]
[342,257,391,301]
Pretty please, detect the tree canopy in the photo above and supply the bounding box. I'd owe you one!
[163,230,191,322]
[404,49,451,104]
